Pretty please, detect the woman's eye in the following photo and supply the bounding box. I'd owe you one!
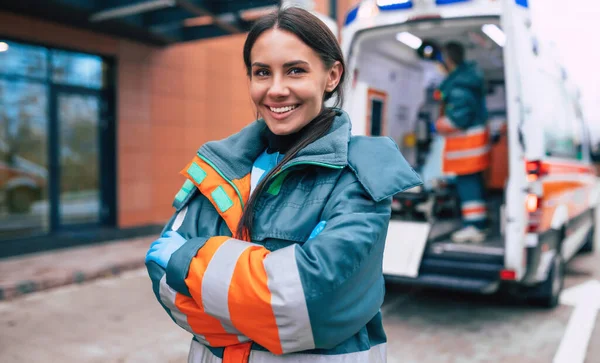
[289,67,306,75]
[254,69,270,77]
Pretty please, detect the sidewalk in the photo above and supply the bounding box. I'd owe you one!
[0,236,154,301]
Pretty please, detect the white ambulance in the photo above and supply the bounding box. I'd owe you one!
[339,0,600,307]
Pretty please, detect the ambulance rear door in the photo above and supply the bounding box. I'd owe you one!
[501,0,540,280]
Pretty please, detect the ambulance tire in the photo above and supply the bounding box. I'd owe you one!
[529,254,564,309]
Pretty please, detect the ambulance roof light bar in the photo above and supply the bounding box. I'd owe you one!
[377,0,413,10]
[436,0,472,5]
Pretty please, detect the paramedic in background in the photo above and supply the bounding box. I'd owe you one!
[435,41,490,243]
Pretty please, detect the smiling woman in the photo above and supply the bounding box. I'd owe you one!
[145,6,422,363]
[247,30,343,135]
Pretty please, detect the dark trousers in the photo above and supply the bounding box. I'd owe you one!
[455,172,487,229]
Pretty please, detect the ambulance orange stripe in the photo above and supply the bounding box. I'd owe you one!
[180,236,237,346]
[541,161,595,175]
[228,246,282,354]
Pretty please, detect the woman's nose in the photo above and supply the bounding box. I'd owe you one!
[267,75,290,98]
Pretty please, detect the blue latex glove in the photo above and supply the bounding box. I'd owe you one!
[145,231,187,269]
[308,221,326,240]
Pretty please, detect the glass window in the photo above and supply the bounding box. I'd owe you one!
[0,39,112,243]
[540,77,579,160]
[0,40,48,79]
[51,50,105,89]
[58,93,100,225]
[0,79,49,239]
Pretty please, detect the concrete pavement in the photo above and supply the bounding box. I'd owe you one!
[0,236,153,300]
[0,269,191,363]
[2,250,600,362]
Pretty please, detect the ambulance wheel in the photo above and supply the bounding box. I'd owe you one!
[529,254,564,308]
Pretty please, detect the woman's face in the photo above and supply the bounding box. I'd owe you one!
[249,29,343,135]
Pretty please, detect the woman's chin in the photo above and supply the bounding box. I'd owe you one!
[266,121,301,136]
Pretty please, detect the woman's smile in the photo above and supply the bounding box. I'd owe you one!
[265,103,301,120]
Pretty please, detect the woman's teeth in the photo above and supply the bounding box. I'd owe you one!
[270,105,297,114]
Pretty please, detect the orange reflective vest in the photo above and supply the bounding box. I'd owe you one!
[443,125,490,175]
[436,116,490,175]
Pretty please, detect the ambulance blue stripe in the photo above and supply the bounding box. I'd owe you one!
[344,6,359,26]
[516,0,528,7]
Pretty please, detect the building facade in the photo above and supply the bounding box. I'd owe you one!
[0,0,358,257]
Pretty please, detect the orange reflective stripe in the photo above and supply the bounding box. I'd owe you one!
[180,236,239,346]
[443,153,490,175]
[186,236,228,297]
[223,342,252,363]
[174,294,240,346]
[181,156,250,236]
[445,129,489,152]
[463,205,486,215]
[228,246,282,354]
[443,128,490,175]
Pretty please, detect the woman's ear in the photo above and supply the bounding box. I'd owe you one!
[325,61,344,93]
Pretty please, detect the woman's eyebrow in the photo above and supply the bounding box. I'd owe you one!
[283,60,309,67]
[251,62,270,67]
[252,60,309,68]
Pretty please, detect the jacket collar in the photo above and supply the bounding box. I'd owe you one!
[197,109,351,180]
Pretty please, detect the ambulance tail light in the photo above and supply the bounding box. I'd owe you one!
[526,160,547,182]
[526,193,542,232]
[526,194,540,213]
[500,269,516,281]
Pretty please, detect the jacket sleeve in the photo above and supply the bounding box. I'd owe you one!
[146,192,249,348]
[444,86,478,130]
[165,172,391,355]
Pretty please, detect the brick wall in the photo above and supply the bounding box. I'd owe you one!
[116,36,255,227]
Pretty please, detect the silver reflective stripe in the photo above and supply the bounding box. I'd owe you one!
[249,343,387,362]
[458,125,487,136]
[464,211,487,221]
[188,339,222,363]
[264,245,314,353]
[445,145,490,160]
[462,201,486,221]
[462,201,486,210]
[202,238,253,341]
[159,275,209,345]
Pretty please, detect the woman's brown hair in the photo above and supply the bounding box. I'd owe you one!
[237,7,347,239]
